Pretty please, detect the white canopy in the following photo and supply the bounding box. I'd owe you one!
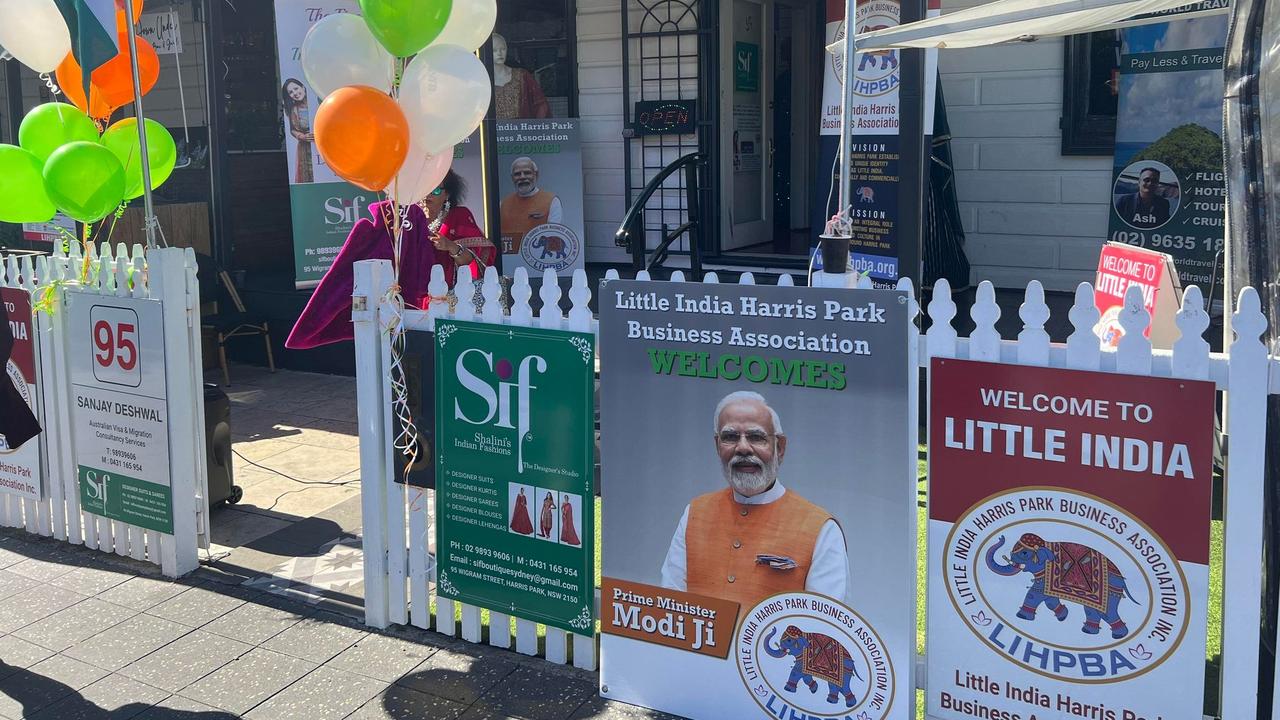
[831,0,1230,50]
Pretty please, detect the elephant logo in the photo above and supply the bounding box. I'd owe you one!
[984,533,1138,639]
[829,0,900,99]
[520,223,581,273]
[856,186,875,204]
[736,592,896,719]
[762,625,863,707]
[942,488,1195,683]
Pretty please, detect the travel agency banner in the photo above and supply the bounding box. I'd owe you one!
[1108,12,1229,299]
[816,0,938,283]
[599,282,917,719]
[928,359,1214,720]
[434,320,596,633]
[0,288,44,501]
[274,0,373,288]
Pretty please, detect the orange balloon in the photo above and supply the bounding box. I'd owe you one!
[314,86,410,192]
[55,36,159,120]
[115,0,144,25]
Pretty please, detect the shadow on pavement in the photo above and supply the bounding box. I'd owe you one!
[0,662,239,719]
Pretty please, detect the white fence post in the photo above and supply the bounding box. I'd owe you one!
[355,259,394,629]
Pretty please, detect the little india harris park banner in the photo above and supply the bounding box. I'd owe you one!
[434,320,596,633]
[928,359,1214,720]
[1109,13,1228,298]
[600,281,917,719]
[0,288,44,501]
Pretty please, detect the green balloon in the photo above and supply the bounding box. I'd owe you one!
[0,145,56,223]
[359,0,452,57]
[101,118,178,200]
[42,141,126,223]
[19,103,99,163]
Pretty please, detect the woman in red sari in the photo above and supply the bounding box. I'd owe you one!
[559,494,580,546]
[538,491,556,538]
[286,170,497,349]
[510,488,534,535]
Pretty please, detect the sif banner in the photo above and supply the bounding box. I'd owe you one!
[434,320,596,633]
[600,281,917,719]
[816,0,939,284]
[927,359,1214,720]
[1108,14,1228,297]
[273,0,374,289]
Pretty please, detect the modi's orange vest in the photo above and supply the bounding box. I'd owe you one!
[686,487,832,609]
[500,190,556,253]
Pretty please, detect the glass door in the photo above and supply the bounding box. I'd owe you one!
[720,0,773,251]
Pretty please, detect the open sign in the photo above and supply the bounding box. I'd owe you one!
[632,99,698,136]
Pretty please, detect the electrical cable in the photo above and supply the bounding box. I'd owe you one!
[230,447,360,514]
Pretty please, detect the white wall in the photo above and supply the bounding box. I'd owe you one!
[939,0,1114,291]
[577,0,630,264]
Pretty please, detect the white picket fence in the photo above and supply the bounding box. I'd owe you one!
[354,258,1278,717]
[0,244,208,577]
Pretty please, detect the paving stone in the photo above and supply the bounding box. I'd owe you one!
[118,630,253,693]
[345,684,468,720]
[568,696,685,720]
[0,634,56,681]
[0,569,39,602]
[5,556,79,584]
[243,666,384,720]
[0,586,87,634]
[395,643,517,706]
[179,647,316,715]
[325,632,441,684]
[27,672,169,720]
[200,594,310,645]
[469,666,596,720]
[64,614,192,671]
[0,544,27,570]
[0,653,109,719]
[132,695,238,719]
[146,583,246,628]
[97,575,190,612]
[47,562,135,596]
[262,612,367,663]
[13,598,138,652]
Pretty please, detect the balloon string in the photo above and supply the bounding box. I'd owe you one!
[40,73,59,96]
[378,199,417,485]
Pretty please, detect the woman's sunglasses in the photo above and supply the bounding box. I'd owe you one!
[429,188,444,196]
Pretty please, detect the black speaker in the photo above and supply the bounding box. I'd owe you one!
[204,383,241,505]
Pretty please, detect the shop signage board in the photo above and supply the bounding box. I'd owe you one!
[734,42,759,92]
[1092,243,1181,350]
[599,281,917,719]
[67,292,174,535]
[0,288,45,501]
[273,0,368,288]
[22,213,76,246]
[138,10,182,55]
[434,319,596,633]
[815,0,940,284]
[631,100,697,137]
[1108,14,1229,299]
[495,120,587,277]
[927,358,1213,720]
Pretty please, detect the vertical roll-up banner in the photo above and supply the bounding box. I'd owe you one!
[814,0,938,285]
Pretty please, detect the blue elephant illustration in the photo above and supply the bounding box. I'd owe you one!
[530,233,568,260]
[763,625,862,707]
[985,533,1138,639]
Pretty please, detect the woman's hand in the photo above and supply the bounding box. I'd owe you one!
[431,234,471,265]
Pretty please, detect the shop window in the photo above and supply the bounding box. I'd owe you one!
[1061,31,1121,156]
[494,0,577,118]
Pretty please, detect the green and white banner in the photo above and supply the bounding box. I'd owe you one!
[67,292,173,535]
[1108,14,1228,296]
[434,320,596,632]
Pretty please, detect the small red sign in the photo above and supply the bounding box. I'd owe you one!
[1093,243,1168,347]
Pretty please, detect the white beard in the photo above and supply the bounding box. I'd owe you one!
[723,454,778,496]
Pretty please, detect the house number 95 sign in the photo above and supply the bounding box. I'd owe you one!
[67,292,174,534]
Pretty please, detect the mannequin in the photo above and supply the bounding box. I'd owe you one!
[492,33,551,119]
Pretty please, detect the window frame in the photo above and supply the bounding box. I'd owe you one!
[494,0,580,118]
[1061,32,1119,156]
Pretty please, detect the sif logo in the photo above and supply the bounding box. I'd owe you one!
[454,348,548,471]
[323,195,367,226]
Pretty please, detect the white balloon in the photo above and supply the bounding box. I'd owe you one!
[0,0,71,74]
[430,0,497,52]
[301,13,395,98]
[393,145,452,205]
[398,45,491,155]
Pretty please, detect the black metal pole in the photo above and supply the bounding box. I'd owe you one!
[896,0,927,288]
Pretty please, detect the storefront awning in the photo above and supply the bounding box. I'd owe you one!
[830,0,1229,50]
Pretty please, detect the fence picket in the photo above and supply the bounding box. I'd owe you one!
[1016,281,1050,367]
[970,281,1000,362]
[778,274,794,286]
[1172,286,1211,381]
[925,278,957,360]
[32,256,56,540]
[1115,284,1153,376]
[423,265,453,636]
[1065,284,1102,371]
